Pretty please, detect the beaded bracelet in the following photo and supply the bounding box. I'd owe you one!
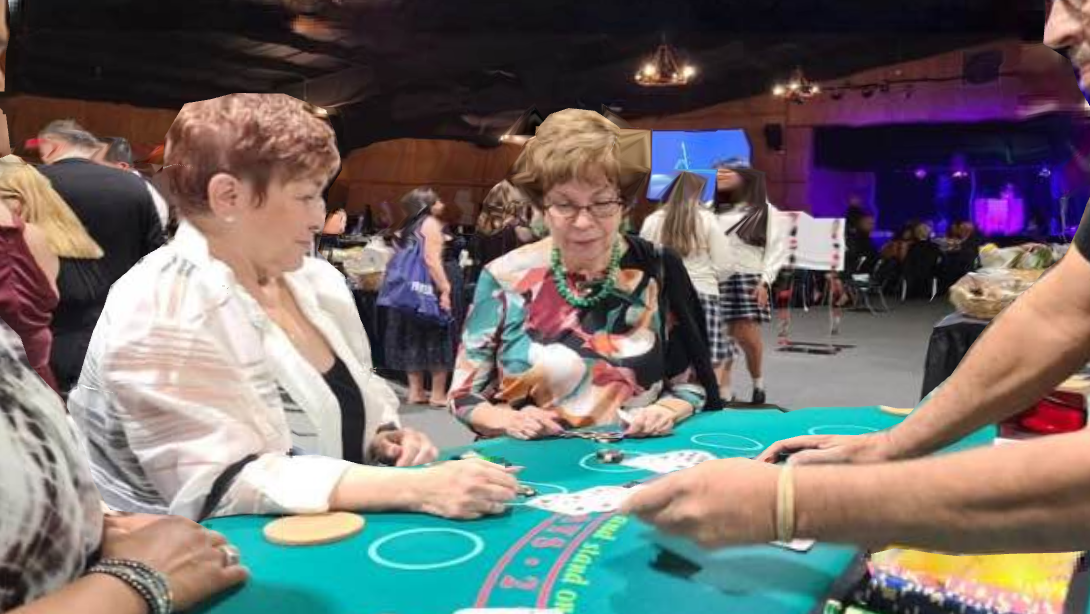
[88,559,172,614]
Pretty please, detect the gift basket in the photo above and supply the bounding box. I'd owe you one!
[948,268,1045,320]
[336,239,394,292]
[949,242,1061,320]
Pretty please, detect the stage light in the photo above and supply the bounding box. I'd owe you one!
[915,168,928,180]
[1039,167,1052,178]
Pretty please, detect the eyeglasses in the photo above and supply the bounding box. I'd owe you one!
[545,200,624,220]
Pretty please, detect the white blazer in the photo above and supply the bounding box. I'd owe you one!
[69,222,401,519]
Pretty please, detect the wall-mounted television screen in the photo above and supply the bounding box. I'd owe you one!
[647,129,751,202]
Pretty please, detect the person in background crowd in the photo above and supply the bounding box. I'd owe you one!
[845,210,878,276]
[35,120,164,395]
[941,220,984,291]
[709,161,789,405]
[69,93,515,522]
[0,156,103,393]
[473,179,539,269]
[317,208,348,257]
[383,187,466,407]
[97,137,171,230]
[640,171,731,389]
[0,318,248,614]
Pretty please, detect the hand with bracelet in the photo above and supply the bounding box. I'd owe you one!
[620,458,786,548]
[94,516,248,613]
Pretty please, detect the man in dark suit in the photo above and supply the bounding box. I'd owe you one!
[36,119,165,394]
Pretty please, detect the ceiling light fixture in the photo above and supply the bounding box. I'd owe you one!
[634,40,697,87]
[772,67,821,104]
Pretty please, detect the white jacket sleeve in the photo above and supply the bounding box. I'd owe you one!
[100,317,354,520]
[761,205,792,286]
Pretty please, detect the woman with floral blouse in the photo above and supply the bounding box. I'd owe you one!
[449,109,719,440]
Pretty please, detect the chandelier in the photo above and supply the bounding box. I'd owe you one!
[634,42,697,87]
[772,67,821,103]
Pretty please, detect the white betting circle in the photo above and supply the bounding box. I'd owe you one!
[690,433,764,452]
[807,424,879,436]
[367,528,485,571]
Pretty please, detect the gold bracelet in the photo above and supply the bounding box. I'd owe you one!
[776,464,796,542]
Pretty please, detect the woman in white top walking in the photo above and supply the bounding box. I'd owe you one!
[640,171,732,373]
[709,161,788,405]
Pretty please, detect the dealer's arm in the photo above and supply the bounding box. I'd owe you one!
[624,427,1090,554]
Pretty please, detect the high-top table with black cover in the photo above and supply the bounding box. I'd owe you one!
[921,312,989,400]
[197,407,994,614]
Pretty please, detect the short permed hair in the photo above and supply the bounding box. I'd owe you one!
[164,93,340,218]
[508,109,621,208]
[38,120,101,151]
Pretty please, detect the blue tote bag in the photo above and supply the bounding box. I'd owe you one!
[377,237,452,325]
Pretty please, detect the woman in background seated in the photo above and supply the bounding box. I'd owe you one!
[70,93,516,522]
[450,109,711,440]
[317,207,348,257]
[383,187,466,407]
[0,319,246,614]
[473,179,540,270]
[0,156,102,393]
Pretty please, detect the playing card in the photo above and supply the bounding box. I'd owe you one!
[770,539,816,552]
[525,485,644,516]
[453,609,563,614]
[620,450,716,474]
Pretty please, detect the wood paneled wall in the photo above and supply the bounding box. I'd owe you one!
[0,95,179,158]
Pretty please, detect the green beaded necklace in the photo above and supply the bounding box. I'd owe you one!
[550,240,622,309]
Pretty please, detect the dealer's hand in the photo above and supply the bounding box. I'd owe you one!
[621,458,780,548]
[503,406,565,440]
[624,405,676,438]
[756,431,898,465]
[370,428,439,467]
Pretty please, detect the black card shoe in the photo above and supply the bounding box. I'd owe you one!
[752,388,767,405]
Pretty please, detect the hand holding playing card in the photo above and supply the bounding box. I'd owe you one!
[623,405,676,438]
[620,458,780,549]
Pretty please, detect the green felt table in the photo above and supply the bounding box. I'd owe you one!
[198,407,995,614]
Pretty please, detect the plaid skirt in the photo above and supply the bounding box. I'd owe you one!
[719,273,772,323]
[698,292,731,364]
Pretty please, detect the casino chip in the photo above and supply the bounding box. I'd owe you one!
[596,449,625,464]
[263,512,365,546]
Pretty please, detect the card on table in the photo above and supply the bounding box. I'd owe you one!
[525,485,645,516]
[620,449,717,474]
[454,609,563,614]
[770,539,816,552]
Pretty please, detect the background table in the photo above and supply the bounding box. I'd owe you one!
[198,408,994,614]
[921,312,989,400]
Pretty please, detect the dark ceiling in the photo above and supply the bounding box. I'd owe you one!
[8,0,1046,150]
